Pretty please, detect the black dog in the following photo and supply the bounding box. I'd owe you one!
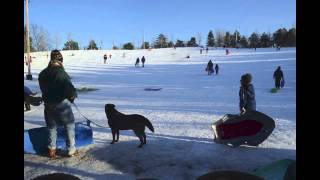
[24,95,43,111]
[105,104,155,148]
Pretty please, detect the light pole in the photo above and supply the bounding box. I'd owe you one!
[25,0,32,80]
[142,31,144,49]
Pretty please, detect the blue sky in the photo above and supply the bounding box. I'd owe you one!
[25,0,296,49]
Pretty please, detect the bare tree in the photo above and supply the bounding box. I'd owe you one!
[39,30,51,51]
[66,32,73,50]
[67,32,72,41]
[54,33,61,50]
[30,24,40,50]
[30,24,51,51]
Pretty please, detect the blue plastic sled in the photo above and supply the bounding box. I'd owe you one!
[24,122,93,155]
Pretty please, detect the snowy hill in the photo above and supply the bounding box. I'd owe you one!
[24,47,296,180]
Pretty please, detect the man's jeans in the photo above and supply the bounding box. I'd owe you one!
[44,100,76,152]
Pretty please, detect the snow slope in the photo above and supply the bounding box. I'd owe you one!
[24,47,296,180]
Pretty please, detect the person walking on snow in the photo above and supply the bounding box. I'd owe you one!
[38,50,78,158]
[135,57,140,67]
[206,60,214,75]
[103,54,107,64]
[239,73,256,114]
[215,64,219,75]
[273,66,284,89]
[226,49,230,55]
[141,56,146,67]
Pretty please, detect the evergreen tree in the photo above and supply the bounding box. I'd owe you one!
[207,31,215,47]
[62,40,79,50]
[215,30,224,47]
[224,32,231,47]
[273,28,288,47]
[239,36,248,48]
[230,30,240,48]
[175,39,185,47]
[187,37,198,47]
[123,42,134,50]
[141,42,150,49]
[260,32,272,47]
[248,32,260,48]
[287,28,296,47]
[168,41,174,48]
[87,40,98,50]
[154,34,168,48]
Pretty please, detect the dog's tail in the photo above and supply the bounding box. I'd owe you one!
[143,117,155,133]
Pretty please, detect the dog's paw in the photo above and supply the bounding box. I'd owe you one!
[110,141,115,144]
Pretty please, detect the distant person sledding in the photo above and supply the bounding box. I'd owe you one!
[205,60,214,75]
[211,73,274,148]
[135,57,140,67]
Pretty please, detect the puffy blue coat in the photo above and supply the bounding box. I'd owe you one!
[239,84,256,111]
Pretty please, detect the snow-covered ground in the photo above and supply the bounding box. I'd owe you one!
[24,47,296,180]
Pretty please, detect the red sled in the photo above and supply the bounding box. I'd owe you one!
[211,110,275,148]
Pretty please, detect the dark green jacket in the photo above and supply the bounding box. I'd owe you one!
[38,61,77,105]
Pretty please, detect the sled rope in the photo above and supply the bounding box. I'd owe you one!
[72,103,109,129]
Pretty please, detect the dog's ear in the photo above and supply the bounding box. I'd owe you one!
[105,104,115,109]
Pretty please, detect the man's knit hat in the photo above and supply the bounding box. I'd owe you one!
[50,49,63,62]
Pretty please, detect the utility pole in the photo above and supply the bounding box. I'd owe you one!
[142,30,145,49]
[235,31,237,42]
[235,30,237,48]
[25,0,32,80]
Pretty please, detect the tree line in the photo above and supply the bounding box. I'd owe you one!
[24,25,295,52]
[147,27,295,49]
[24,24,100,52]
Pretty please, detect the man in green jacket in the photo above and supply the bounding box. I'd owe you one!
[38,49,78,158]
